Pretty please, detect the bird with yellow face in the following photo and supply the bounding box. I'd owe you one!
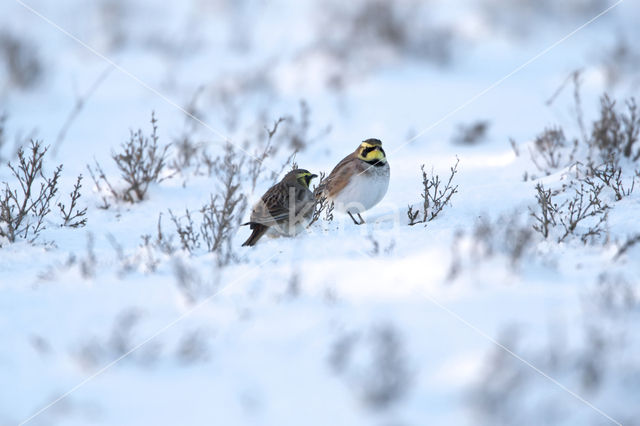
[316,138,390,224]
[242,169,317,246]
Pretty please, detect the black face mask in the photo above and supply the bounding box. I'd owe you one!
[362,146,386,166]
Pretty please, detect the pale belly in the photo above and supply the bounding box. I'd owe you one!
[330,167,390,214]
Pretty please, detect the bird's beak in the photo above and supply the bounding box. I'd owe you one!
[304,173,317,187]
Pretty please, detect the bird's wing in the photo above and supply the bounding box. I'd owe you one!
[250,183,291,226]
[322,152,358,198]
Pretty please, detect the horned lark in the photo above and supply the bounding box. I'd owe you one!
[317,138,390,224]
[242,169,317,247]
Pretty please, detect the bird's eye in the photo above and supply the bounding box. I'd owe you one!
[362,147,374,156]
[298,174,311,186]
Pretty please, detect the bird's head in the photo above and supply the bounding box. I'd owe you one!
[356,138,387,166]
[286,168,318,188]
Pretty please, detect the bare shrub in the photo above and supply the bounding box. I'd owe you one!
[589,95,640,162]
[366,233,395,257]
[360,325,412,409]
[308,171,335,227]
[108,309,142,356]
[87,112,171,204]
[520,89,639,181]
[523,91,640,246]
[528,127,577,174]
[29,335,51,356]
[59,175,87,228]
[0,139,86,242]
[86,160,116,209]
[80,233,97,279]
[557,183,609,243]
[0,112,27,164]
[169,208,199,253]
[195,149,217,177]
[0,113,6,159]
[480,0,606,39]
[323,200,335,223]
[169,144,247,266]
[199,170,247,264]
[613,233,640,261]
[247,118,284,192]
[244,105,328,191]
[448,212,535,280]
[172,257,210,304]
[53,66,113,156]
[470,327,529,425]
[106,233,148,278]
[530,184,558,239]
[136,235,161,273]
[407,158,459,226]
[309,171,327,226]
[588,157,635,201]
[188,102,326,188]
[452,120,490,145]
[502,216,535,268]
[171,133,201,173]
[200,143,247,264]
[278,100,331,152]
[1,141,61,244]
[113,112,170,201]
[545,69,588,144]
[530,181,609,244]
[472,273,640,424]
[284,101,312,151]
[169,87,206,173]
[319,0,457,68]
[213,65,275,132]
[329,324,413,411]
[0,31,43,90]
[97,0,128,51]
[471,327,604,423]
[590,272,637,316]
[284,271,301,299]
[597,35,640,88]
[175,329,210,364]
[152,213,176,255]
[509,138,520,157]
[329,331,359,374]
[75,309,160,370]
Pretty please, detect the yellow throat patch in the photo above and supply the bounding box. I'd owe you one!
[358,142,386,163]
[296,171,316,188]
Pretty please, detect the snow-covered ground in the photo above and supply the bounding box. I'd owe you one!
[1,0,640,425]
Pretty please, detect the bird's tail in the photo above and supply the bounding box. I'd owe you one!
[242,222,269,247]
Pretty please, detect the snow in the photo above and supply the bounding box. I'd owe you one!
[1,0,640,425]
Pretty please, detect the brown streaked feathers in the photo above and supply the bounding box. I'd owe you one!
[242,169,316,247]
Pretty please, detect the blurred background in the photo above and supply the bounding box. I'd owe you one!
[1,0,638,166]
[1,1,639,425]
